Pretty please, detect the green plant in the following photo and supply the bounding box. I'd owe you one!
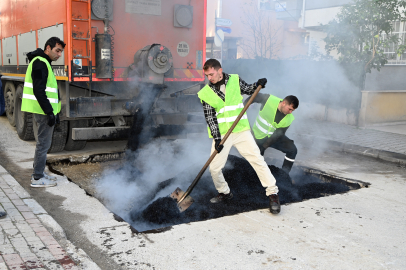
[324,0,406,90]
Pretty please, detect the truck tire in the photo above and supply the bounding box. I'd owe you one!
[64,120,87,151]
[48,121,68,153]
[15,84,35,141]
[33,119,68,153]
[4,82,16,127]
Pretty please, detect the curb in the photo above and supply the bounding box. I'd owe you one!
[0,165,101,270]
[296,135,406,166]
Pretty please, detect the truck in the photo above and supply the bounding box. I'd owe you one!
[0,0,207,152]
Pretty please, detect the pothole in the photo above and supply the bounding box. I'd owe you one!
[49,153,370,234]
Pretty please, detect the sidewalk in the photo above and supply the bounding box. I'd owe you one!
[290,119,406,166]
[0,166,100,270]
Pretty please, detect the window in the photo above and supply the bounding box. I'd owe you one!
[383,21,406,65]
[258,0,274,11]
[205,39,239,60]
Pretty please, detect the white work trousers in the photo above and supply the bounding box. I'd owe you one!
[209,130,278,196]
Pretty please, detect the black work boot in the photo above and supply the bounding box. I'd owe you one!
[269,194,281,214]
[282,159,294,174]
[210,192,233,203]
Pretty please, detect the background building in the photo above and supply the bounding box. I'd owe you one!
[206,0,308,61]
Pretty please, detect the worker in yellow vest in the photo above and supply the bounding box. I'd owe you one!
[198,59,281,214]
[251,94,299,174]
[21,37,65,188]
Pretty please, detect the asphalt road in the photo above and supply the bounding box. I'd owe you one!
[0,115,405,269]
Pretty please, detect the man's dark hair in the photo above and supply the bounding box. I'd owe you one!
[44,37,66,51]
[284,95,299,109]
[203,59,222,71]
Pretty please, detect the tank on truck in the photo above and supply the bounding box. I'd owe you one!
[0,0,208,153]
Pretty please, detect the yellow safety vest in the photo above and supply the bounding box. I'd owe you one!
[21,56,61,115]
[252,95,294,139]
[198,74,250,138]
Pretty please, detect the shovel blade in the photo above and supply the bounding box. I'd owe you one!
[170,187,194,213]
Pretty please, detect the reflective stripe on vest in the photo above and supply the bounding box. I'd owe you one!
[217,114,248,124]
[253,95,294,139]
[197,74,250,138]
[254,119,274,136]
[22,93,59,104]
[216,103,244,116]
[21,56,61,115]
[24,82,58,93]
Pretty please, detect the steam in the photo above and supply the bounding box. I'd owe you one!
[96,136,211,222]
[94,0,364,232]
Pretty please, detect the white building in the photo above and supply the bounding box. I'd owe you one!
[277,0,406,64]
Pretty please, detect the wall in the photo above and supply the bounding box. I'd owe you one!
[304,7,342,28]
[365,66,406,91]
[296,102,357,125]
[359,91,406,127]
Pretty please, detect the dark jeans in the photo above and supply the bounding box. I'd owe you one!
[256,135,297,159]
[33,114,54,179]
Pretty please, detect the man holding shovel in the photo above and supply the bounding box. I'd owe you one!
[198,59,280,214]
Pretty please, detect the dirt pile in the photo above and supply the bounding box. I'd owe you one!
[130,155,350,228]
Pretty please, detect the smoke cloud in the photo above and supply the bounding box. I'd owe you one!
[94,0,365,232]
[96,136,212,225]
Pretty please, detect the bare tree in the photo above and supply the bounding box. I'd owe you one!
[240,0,283,59]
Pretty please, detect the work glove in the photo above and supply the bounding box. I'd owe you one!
[55,113,60,125]
[256,78,267,89]
[214,139,224,153]
[47,113,56,127]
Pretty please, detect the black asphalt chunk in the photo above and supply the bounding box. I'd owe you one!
[130,155,350,228]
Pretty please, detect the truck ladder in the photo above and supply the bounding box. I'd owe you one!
[69,0,92,90]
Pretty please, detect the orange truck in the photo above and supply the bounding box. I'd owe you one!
[0,0,207,152]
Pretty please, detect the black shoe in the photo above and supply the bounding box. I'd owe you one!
[210,192,233,203]
[269,194,281,214]
[0,211,7,219]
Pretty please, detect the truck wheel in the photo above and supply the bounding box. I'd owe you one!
[4,82,16,126]
[64,120,87,151]
[48,120,68,153]
[33,119,68,153]
[15,84,35,141]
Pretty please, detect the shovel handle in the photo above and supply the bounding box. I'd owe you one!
[177,85,263,204]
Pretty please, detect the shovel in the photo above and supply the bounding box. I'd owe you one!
[170,85,263,212]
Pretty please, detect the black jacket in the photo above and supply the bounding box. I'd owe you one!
[26,48,57,115]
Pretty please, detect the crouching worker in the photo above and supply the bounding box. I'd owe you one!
[198,59,281,214]
[250,93,299,174]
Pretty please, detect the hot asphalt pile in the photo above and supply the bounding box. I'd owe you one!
[130,155,350,228]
